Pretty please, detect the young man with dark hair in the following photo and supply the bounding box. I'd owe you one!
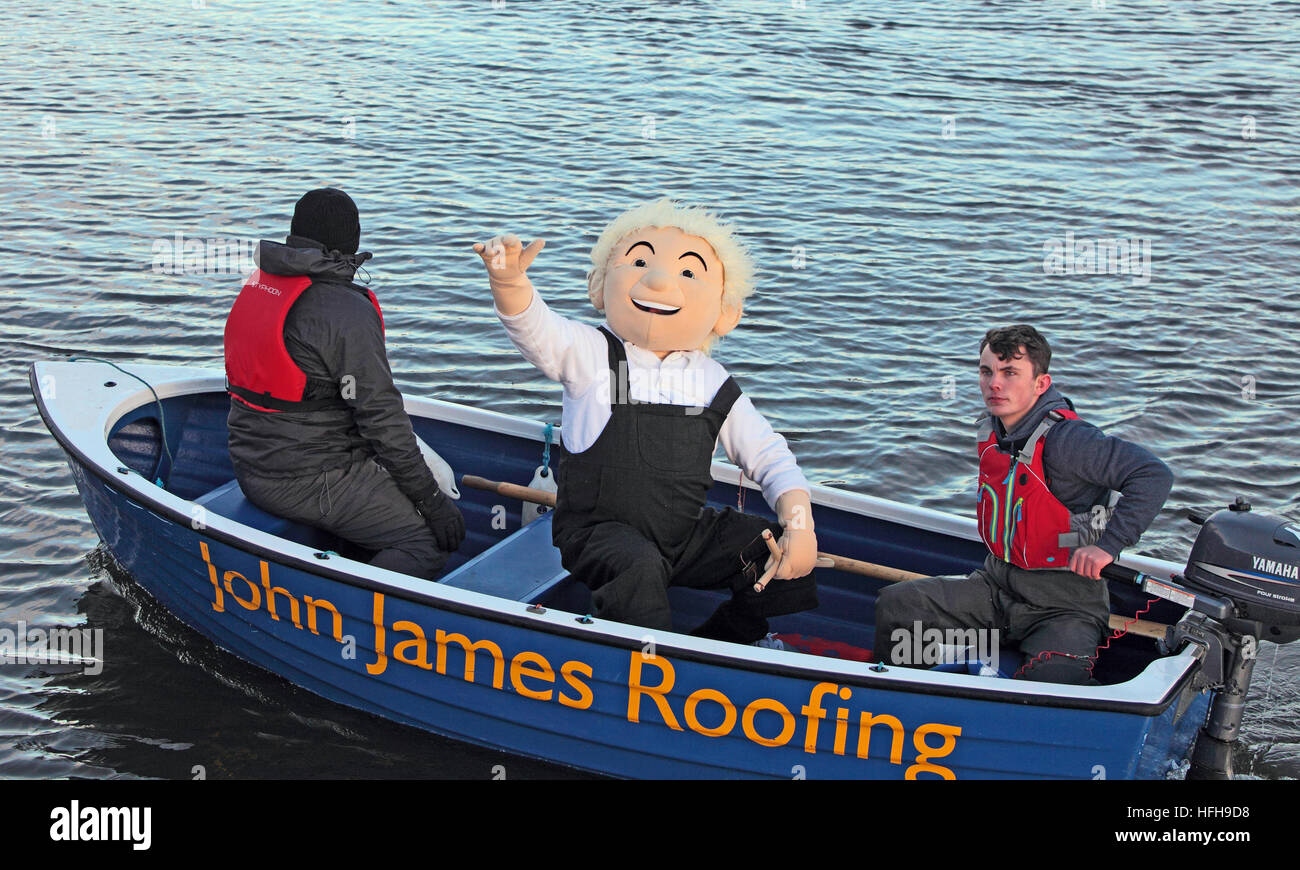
[873,325,1173,684]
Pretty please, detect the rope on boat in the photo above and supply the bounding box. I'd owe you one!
[540,422,554,477]
[69,356,175,486]
[1013,596,1160,681]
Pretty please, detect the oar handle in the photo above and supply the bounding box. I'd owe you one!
[460,474,1172,640]
[816,552,926,584]
[462,474,557,508]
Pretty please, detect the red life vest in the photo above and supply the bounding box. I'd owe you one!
[224,269,383,413]
[976,409,1080,570]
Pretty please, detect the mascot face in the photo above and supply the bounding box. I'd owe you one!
[595,226,740,353]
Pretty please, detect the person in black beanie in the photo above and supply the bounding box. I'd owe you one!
[291,187,362,255]
[224,187,464,580]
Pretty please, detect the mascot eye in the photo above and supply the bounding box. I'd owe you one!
[681,268,695,279]
[633,258,647,267]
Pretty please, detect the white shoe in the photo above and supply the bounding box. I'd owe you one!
[752,633,785,651]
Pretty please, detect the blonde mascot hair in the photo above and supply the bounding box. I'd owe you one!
[586,198,757,352]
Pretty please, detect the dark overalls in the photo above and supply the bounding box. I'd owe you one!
[551,328,819,643]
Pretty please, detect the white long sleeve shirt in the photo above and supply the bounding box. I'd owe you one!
[497,289,811,509]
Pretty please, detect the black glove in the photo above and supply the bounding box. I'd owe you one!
[414,488,466,553]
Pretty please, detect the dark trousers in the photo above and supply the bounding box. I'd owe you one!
[554,507,818,643]
[873,554,1109,685]
[237,455,448,581]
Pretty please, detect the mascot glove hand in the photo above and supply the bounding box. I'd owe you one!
[415,488,466,553]
[473,234,545,289]
[768,527,818,581]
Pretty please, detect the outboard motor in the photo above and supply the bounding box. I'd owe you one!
[1106,497,1300,779]
[1182,499,1300,644]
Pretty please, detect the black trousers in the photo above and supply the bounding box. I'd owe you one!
[873,553,1110,685]
[554,507,819,643]
[237,455,448,581]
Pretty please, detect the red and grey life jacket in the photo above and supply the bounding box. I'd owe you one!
[977,408,1082,570]
[224,269,383,413]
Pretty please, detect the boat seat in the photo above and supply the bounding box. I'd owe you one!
[441,512,569,603]
[194,478,337,551]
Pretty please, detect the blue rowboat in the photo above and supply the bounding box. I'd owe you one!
[31,358,1226,780]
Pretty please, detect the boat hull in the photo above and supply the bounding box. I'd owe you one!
[37,361,1212,779]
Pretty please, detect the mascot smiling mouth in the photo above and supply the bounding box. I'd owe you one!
[631,298,681,315]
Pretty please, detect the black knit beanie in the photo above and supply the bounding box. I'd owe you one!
[290,188,361,255]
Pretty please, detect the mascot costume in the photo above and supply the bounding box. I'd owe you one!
[473,199,818,644]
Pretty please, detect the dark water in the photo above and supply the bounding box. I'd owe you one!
[3,0,1298,779]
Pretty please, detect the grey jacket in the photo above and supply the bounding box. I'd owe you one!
[226,236,438,505]
[985,385,1173,559]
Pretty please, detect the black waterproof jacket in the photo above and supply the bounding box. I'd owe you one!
[226,235,437,505]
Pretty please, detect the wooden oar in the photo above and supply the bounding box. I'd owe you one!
[812,553,1170,639]
[464,474,557,506]
[460,474,1171,640]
